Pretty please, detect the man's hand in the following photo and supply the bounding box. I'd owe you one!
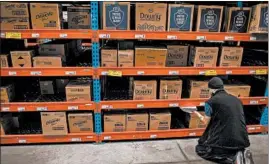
[193,111,209,125]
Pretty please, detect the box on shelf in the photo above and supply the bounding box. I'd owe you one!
[38,44,68,59]
[189,80,210,98]
[196,5,223,32]
[136,3,167,31]
[0,123,4,135]
[0,84,15,103]
[30,3,61,29]
[249,4,268,33]
[104,113,126,132]
[149,111,171,130]
[102,2,130,30]
[65,80,91,101]
[101,49,117,67]
[126,113,148,131]
[168,4,194,31]
[159,80,182,99]
[39,81,54,95]
[10,50,34,67]
[67,7,91,29]
[0,17,30,30]
[41,112,68,135]
[0,54,9,67]
[56,79,69,93]
[219,47,243,67]
[68,113,93,133]
[133,80,157,100]
[166,45,189,67]
[0,2,29,17]
[224,85,251,97]
[135,47,167,67]
[33,56,62,67]
[188,47,219,67]
[118,50,134,67]
[189,112,208,128]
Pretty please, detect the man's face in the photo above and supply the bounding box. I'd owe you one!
[209,88,215,95]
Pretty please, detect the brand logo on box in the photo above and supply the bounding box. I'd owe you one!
[204,10,217,29]
[224,55,239,61]
[199,55,213,60]
[46,118,60,125]
[174,9,188,28]
[168,53,183,59]
[233,11,246,30]
[73,120,87,127]
[72,15,87,25]
[36,12,53,21]
[109,6,124,27]
[135,89,152,95]
[162,89,178,94]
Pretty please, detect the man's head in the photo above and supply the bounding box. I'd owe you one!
[208,77,224,94]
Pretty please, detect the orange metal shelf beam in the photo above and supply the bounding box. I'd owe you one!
[0,133,97,144]
[1,101,95,112]
[1,67,93,76]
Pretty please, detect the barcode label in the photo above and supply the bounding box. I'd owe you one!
[150,134,157,138]
[104,136,111,140]
[224,36,234,40]
[137,104,144,108]
[199,71,205,75]
[65,71,76,75]
[250,37,256,41]
[0,33,5,38]
[101,71,108,75]
[18,139,26,143]
[200,102,205,106]
[137,71,145,75]
[226,70,232,74]
[8,71,17,76]
[250,100,258,104]
[169,103,179,107]
[189,132,196,136]
[135,34,145,39]
[36,107,47,111]
[17,107,25,112]
[30,71,41,76]
[60,33,68,38]
[249,70,255,74]
[101,105,113,109]
[248,127,255,130]
[2,107,10,111]
[169,71,179,75]
[196,36,205,40]
[167,35,177,39]
[99,34,110,38]
[71,138,81,142]
[32,33,40,38]
[68,106,78,110]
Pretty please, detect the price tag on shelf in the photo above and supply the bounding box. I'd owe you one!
[101,71,108,75]
[137,104,144,108]
[248,127,255,130]
[199,102,205,106]
[36,107,48,111]
[169,71,179,75]
[1,33,5,38]
[196,36,205,40]
[18,139,27,143]
[68,106,78,110]
[59,33,68,38]
[104,136,111,140]
[250,36,256,41]
[101,105,113,109]
[17,107,25,112]
[135,34,145,39]
[255,69,267,75]
[167,35,177,39]
[30,71,42,76]
[2,107,10,111]
[226,70,232,75]
[137,71,145,75]
[205,70,217,76]
[31,33,40,38]
[8,71,17,76]
[108,70,122,77]
[99,34,110,39]
[249,70,255,74]
[250,100,258,105]
[6,32,21,39]
[86,136,93,139]
[150,134,157,138]
[224,36,234,40]
[65,71,76,75]
[189,132,196,136]
[199,71,205,75]
[169,103,179,107]
[71,138,81,142]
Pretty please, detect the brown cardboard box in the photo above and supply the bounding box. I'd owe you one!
[30,3,61,29]
[101,49,117,67]
[0,2,29,17]
[188,47,219,67]
[33,56,62,67]
[126,113,148,131]
[10,51,34,67]
[41,112,68,135]
[0,123,5,135]
[0,17,30,29]
[149,111,171,130]
[0,84,15,103]
[104,113,126,132]
[135,48,167,67]
[219,47,243,67]
[118,50,134,67]
[65,80,91,101]
[68,113,93,133]
[136,3,167,31]
[67,7,91,29]
[189,80,210,98]
[159,80,182,99]
[39,44,67,57]
[249,4,268,33]
[133,80,157,100]
[0,54,9,67]
[224,85,251,97]
[189,112,208,128]
[166,45,189,67]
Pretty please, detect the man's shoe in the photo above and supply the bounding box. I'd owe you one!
[243,149,254,164]
[234,151,244,164]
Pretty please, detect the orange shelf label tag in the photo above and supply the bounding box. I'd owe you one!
[255,69,267,75]
[6,32,21,39]
[205,70,217,76]
[108,70,122,77]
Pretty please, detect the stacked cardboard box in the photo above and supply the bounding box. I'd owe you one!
[189,80,210,98]
[249,4,268,33]
[0,84,15,103]
[40,81,55,95]
[41,112,68,135]
[189,112,208,128]
[159,80,182,99]
[10,51,34,67]
[104,113,126,132]
[149,111,171,130]
[166,45,189,67]
[68,113,93,133]
[133,80,157,100]
[67,7,91,29]
[188,47,219,67]
[101,49,118,67]
[135,47,167,67]
[0,54,9,67]
[219,47,243,67]
[126,112,148,131]
[224,85,251,97]
[65,80,91,102]
[118,50,134,67]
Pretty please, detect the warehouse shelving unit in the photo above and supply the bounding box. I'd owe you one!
[0,1,268,144]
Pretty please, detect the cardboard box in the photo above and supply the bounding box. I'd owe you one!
[67,7,91,29]
[0,54,9,67]
[33,56,62,67]
[118,50,134,67]
[224,85,251,97]
[160,80,182,99]
[30,3,61,29]
[104,113,126,132]
[10,51,34,67]
[133,80,157,100]
[0,84,15,103]
[188,47,219,67]
[126,113,148,131]
[166,45,189,67]
[41,112,68,135]
[102,2,130,30]
[0,2,29,17]
[149,111,171,130]
[196,5,223,32]
[0,123,5,135]
[101,49,117,67]
[56,79,69,93]
[39,81,54,95]
[0,17,30,29]
[136,3,167,31]
[65,80,91,101]
[168,4,194,31]
[38,44,67,58]
[219,47,243,67]
[68,113,93,133]
[189,80,210,98]
[249,4,268,33]
[135,47,167,67]
[189,112,208,128]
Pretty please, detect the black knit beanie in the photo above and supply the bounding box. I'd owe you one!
[208,77,224,89]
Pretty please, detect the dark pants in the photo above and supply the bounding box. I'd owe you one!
[196,145,240,164]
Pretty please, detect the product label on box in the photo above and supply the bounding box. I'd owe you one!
[260,6,268,28]
[170,7,192,31]
[106,4,128,30]
[230,10,250,32]
[200,9,221,32]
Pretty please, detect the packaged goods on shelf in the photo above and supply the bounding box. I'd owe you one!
[101,49,118,67]
[1,123,5,135]
[135,47,167,67]
[224,85,251,97]
[30,3,62,29]
[118,50,134,67]
[166,45,189,67]
[104,113,126,132]
[67,7,91,29]
[189,112,208,128]
[0,113,18,134]
[0,54,9,67]
[159,79,182,99]
[56,79,69,93]
[196,5,223,32]
[133,80,157,100]
[0,84,15,103]
[41,112,68,135]
[149,111,171,130]
[219,47,243,67]
[136,3,167,31]
[68,113,93,133]
[189,80,210,98]
[168,4,194,31]
[188,47,219,67]
[38,43,69,61]
[33,56,63,67]
[102,2,130,30]
[126,112,148,131]
[249,4,268,33]
[39,80,55,95]
[65,80,91,101]
[0,17,30,30]
[10,50,34,67]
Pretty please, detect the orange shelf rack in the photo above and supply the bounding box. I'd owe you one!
[1,101,96,112]
[1,67,93,77]
[0,133,98,144]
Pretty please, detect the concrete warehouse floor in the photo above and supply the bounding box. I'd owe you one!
[1,135,268,164]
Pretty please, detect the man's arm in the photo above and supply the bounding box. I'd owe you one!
[193,103,212,124]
